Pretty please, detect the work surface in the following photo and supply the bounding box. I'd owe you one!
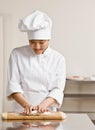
[0,114,95,130]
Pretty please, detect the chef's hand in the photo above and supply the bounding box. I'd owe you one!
[23,104,38,115]
[37,103,49,113]
[37,97,56,113]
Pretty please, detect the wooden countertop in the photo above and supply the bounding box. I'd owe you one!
[0,114,95,130]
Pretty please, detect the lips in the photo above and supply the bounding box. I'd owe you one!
[34,49,43,54]
[35,49,43,52]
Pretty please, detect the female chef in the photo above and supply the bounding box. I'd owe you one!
[7,10,66,115]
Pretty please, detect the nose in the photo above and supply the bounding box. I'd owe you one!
[35,43,41,49]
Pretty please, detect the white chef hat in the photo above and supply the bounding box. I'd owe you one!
[18,10,52,40]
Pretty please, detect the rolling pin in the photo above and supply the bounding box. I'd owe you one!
[1,111,66,120]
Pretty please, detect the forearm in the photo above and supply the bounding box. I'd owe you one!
[40,97,57,108]
[11,92,37,115]
[11,92,30,108]
[37,97,57,112]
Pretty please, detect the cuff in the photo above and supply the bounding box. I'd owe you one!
[7,81,23,99]
[47,88,64,107]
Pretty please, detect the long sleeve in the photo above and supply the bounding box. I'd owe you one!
[47,56,66,107]
[7,49,23,99]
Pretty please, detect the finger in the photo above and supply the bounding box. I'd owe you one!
[24,105,29,114]
[32,106,37,111]
[46,108,49,111]
[29,106,33,114]
[24,108,27,114]
[38,107,42,113]
[43,108,47,112]
[26,107,30,115]
[40,108,45,113]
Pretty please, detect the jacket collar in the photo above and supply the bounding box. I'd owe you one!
[42,46,51,56]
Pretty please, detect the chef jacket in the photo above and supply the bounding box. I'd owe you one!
[7,45,66,112]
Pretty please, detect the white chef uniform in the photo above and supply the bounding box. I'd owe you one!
[7,10,66,112]
[7,45,66,112]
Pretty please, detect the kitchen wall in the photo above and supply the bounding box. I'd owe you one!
[0,16,3,113]
[0,0,95,112]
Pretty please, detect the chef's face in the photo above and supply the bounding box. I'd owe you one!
[29,40,49,55]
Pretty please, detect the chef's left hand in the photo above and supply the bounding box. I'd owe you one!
[37,97,56,113]
[37,103,49,113]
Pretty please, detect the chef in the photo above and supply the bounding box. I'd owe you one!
[7,10,66,115]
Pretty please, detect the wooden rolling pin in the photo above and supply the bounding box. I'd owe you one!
[1,111,66,120]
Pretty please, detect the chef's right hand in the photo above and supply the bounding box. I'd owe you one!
[23,104,38,115]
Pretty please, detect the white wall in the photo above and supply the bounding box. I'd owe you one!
[0,16,3,113]
[0,0,95,111]
[1,0,95,76]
